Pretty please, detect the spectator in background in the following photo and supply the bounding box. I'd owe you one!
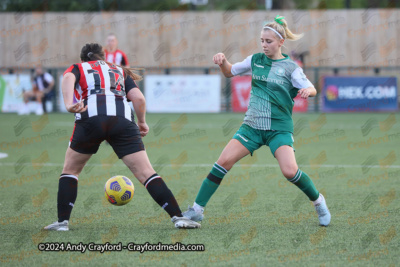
[34,65,55,113]
[20,65,54,115]
[104,33,129,67]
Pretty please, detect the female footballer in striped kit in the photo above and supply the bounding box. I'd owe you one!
[184,16,331,226]
[44,43,200,230]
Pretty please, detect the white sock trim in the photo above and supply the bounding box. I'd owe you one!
[312,193,324,206]
[60,174,78,180]
[144,176,161,188]
[214,162,228,174]
[193,202,204,213]
[288,169,302,183]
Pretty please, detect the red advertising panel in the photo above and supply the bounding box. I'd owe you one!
[231,76,252,112]
[293,94,308,112]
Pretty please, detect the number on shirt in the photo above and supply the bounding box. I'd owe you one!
[88,69,102,94]
[88,68,125,96]
[108,69,125,96]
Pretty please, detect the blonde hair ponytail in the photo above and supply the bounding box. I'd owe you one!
[263,15,303,41]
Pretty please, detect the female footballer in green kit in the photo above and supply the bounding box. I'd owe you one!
[183,16,331,226]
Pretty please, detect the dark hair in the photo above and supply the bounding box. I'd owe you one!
[80,43,142,81]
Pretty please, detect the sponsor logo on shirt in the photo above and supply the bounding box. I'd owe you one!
[252,74,285,85]
[254,63,264,68]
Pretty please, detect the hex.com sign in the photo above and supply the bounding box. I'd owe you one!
[322,76,398,112]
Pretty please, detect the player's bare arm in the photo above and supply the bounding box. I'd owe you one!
[61,72,87,113]
[213,53,233,78]
[127,87,148,137]
[298,86,317,99]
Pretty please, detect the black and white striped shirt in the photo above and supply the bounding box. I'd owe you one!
[64,60,138,121]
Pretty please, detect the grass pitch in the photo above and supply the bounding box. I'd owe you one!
[0,112,399,266]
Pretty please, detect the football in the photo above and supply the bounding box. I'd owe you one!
[104,176,135,206]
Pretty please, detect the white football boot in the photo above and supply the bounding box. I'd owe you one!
[313,194,331,226]
[171,216,201,229]
[44,220,69,231]
[182,205,204,222]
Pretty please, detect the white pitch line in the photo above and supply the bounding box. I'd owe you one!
[0,162,399,169]
[53,121,400,130]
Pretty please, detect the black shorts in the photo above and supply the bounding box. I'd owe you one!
[70,115,145,158]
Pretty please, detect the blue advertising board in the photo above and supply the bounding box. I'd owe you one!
[322,77,398,112]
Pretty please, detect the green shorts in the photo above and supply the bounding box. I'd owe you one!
[233,123,295,157]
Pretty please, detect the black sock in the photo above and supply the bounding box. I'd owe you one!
[144,174,182,218]
[57,174,78,222]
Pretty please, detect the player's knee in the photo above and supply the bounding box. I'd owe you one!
[62,164,84,177]
[282,166,298,179]
[216,158,233,171]
[128,165,156,184]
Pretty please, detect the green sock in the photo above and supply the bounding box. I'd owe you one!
[195,163,227,207]
[288,169,319,201]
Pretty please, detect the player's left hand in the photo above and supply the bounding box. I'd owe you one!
[138,122,149,137]
[298,88,311,99]
[66,101,88,113]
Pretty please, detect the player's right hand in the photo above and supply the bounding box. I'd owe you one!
[138,122,149,137]
[66,101,87,113]
[213,53,226,66]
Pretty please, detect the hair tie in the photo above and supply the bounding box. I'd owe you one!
[275,15,285,25]
[87,52,94,59]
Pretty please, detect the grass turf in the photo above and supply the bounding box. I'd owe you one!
[0,112,399,266]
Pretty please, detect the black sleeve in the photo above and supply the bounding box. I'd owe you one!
[64,64,81,83]
[64,64,80,89]
[125,75,139,96]
[121,56,127,66]
[70,64,80,81]
[71,65,80,89]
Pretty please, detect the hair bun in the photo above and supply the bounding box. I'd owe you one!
[274,15,285,25]
[87,52,94,59]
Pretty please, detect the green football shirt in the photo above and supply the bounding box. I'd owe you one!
[231,53,313,132]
